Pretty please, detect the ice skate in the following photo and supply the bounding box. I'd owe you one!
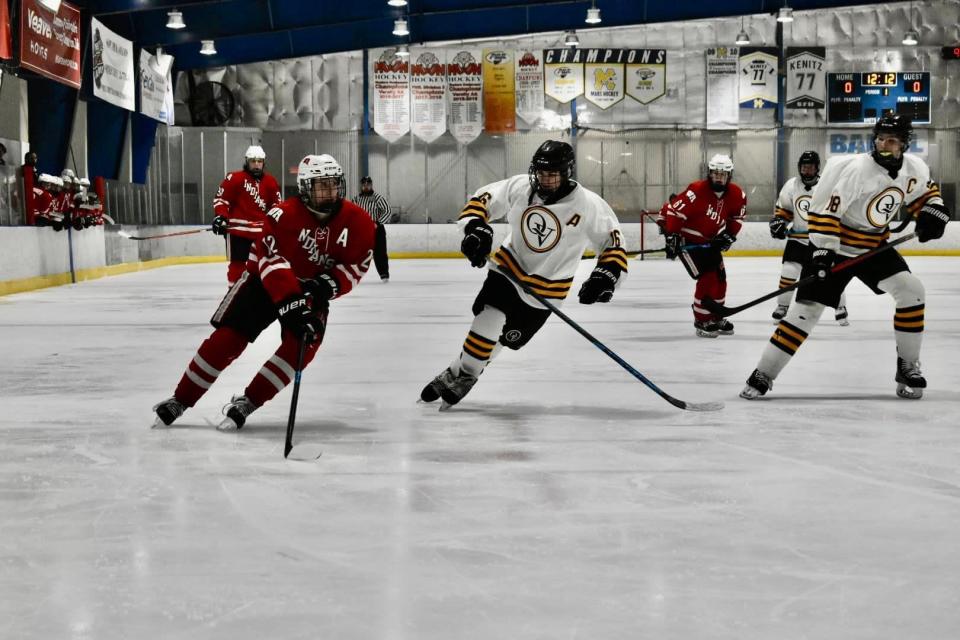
[716,319,735,336]
[895,357,926,399]
[835,306,849,326]
[152,397,186,428]
[740,369,773,400]
[694,320,719,338]
[772,304,789,322]
[439,371,479,410]
[218,395,257,430]
[420,367,457,403]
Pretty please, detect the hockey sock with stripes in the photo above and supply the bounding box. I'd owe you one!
[756,300,825,380]
[244,334,321,408]
[452,306,506,377]
[693,269,726,323]
[174,326,249,407]
[777,261,801,307]
[880,271,925,362]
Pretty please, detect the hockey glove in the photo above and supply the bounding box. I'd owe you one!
[915,202,949,243]
[712,230,736,252]
[664,233,683,260]
[277,295,320,341]
[578,267,618,304]
[461,219,494,268]
[769,216,788,240]
[211,215,230,236]
[300,274,337,309]
[809,246,837,280]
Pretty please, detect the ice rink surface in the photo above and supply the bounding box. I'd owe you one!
[2,256,959,639]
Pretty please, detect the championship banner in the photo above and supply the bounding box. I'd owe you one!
[515,49,543,124]
[371,47,410,143]
[91,18,134,110]
[1,0,12,60]
[738,47,778,109]
[786,46,825,110]
[20,0,81,88]
[139,50,174,124]
[543,48,584,103]
[706,47,738,129]
[410,49,447,144]
[625,49,666,104]
[447,48,483,145]
[482,48,516,133]
[583,48,624,110]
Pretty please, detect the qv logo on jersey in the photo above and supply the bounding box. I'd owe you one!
[865,187,904,228]
[243,180,267,211]
[795,195,812,221]
[520,206,561,253]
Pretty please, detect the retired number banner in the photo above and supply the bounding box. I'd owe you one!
[371,47,410,143]
[543,48,584,104]
[786,46,825,109]
[447,48,483,144]
[515,49,544,124]
[410,49,447,143]
[738,47,778,109]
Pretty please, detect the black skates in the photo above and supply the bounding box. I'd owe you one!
[740,369,773,400]
[152,397,186,428]
[420,367,479,409]
[895,357,926,399]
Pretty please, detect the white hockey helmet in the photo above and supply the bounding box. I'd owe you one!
[298,154,344,214]
[38,173,56,185]
[707,154,734,173]
[79,177,91,187]
[52,176,65,188]
[244,145,266,161]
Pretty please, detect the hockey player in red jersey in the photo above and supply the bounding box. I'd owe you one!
[660,154,747,337]
[212,145,282,284]
[152,154,376,430]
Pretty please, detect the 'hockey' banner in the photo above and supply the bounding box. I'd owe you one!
[786,47,825,110]
[706,47,738,129]
[410,49,447,144]
[92,18,135,110]
[20,0,81,89]
[738,47,778,109]
[583,49,625,110]
[482,49,516,133]
[515,49,544,124]
[139,49,174,124]
[371,47,410,143]
[625,49,666,104]
[543,48,584,104]
[447,48,483,145]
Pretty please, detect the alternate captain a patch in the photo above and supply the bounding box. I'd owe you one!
[520,206,562,253]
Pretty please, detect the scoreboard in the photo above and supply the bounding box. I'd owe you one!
[827,72,931,124]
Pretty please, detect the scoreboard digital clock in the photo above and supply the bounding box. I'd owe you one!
[827,71,930,124]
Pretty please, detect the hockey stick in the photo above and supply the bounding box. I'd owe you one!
[580,242,712,260]
[284,336,323,461]
[490,260,723,412]
[702,232,918,318]
[117,220,264,241]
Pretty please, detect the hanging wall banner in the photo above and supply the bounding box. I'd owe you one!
[738,47,778,109]
[786,46,826,110]
[1,0,13,60]
[583,48,625,110]
[515,49,544,124]
[543,48,584,103]
[482,48,516,133]
[371,47,410,143]
[91,18,135,110]
[625,49,666,104]
[706,47,738,129]
[19,0,81,88]
[410,49,447,143]
[447,48,483,144]
[139,50,173,124]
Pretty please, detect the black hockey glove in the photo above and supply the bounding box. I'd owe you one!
[51,220,64,232]
[809,246,837,280]
[769,216,788,240]
[915,202,949,243]
[300,274,337,309]
[461,218,494,268]
[712,230,736,252]
[277,295,319,341]
[578,267,618,304]
[211,215,230,236]
[664,233,683,260]
[72,217,84,231]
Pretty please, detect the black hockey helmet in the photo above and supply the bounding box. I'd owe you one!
[872,114,912,171]
[797,150,820,187]
[529,140,575,198]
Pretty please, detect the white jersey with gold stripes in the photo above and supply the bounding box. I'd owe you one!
[457,174,627,309]
[774,176,817,243]
[808,153,942,257]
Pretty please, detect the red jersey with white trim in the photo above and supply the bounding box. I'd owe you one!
[213,170,282,240]
[248,197,377,305]
[661,180,747,242]
[32,188,57,221]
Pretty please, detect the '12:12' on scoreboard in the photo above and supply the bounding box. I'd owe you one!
[827,72,931,124]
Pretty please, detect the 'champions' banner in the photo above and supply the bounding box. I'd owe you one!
[371,47,410,143]
[92,18,135,110]
[706,47,738,129]
[583,49,625,109]
[482,48,516,133]
[625,49,666,104]
[410,49,446,143]
[515,49,543,124]
[20,0,81,88]
[543,48,584,103]
[447,48,483,144]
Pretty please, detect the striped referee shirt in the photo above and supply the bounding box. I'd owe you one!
[353,191,392,224]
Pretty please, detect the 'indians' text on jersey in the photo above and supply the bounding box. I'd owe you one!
[661,180,747,242]
[214,170,282,240]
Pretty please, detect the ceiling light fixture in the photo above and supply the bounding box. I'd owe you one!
[166,9,186,29]
[387,0,408,6]
[735,17,750,45]
[777,6,794,23]
[585,1,601,24]
[564,30,580,47]
[902,1,919,45]
[396,44,410,58]
[200,40,217,55]
[393,18,409,36]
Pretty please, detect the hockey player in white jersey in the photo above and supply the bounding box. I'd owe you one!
[420,140,628,409]
[742,114,949,400]
[769,151,849,325]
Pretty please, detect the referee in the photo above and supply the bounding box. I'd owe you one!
[354,176,391,282]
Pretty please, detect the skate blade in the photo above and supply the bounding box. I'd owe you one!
[216,417,240,431]
[150,417,170,429]
[837,318,850,327]
[439,401,455,411]
[896,384,923,400]
[286,443,324,460]
[695,331,719,338]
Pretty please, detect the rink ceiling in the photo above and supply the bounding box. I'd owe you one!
[1,258,959,638]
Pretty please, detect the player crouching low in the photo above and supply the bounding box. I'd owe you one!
[419,140,628,410]
[152,155,376,429]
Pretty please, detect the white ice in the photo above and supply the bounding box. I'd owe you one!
[1,256,959,639]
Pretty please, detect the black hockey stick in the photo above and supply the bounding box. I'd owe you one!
[491,260,723,412]
[702,232,918,318]
[284,336,323,460]
[580,242,712,260]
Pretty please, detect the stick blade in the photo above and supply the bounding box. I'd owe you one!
[117,230,132,239]
[680,400,725,412]
[285,443,323,461]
